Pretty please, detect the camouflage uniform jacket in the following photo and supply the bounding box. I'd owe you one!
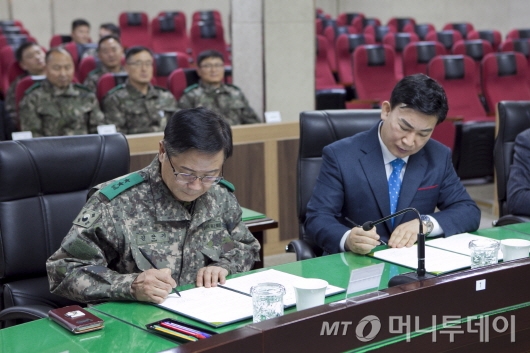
[46,157,260,303]
[18,79,105,137]
[102,81,177,134]
[4,74,25,130]
[83,66,125,92]
[178,80,260,125]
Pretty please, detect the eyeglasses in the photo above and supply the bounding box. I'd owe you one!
[166,153,223,186]
[126,60,153,68]
[200,63,224,70]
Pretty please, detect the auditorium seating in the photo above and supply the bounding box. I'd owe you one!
[506,28,530,40]
[443,22,475,39]
[336,12,364,27]
[467,29,502,51]
[499,38,530,83]
[402,41,446,76]
[352,17,381,33]
[452,39,493,94]
[96,72,129,102]
[49,34,71,48]
[425,30,463,51]
[0,45,18,95]
[153,52,190,87]
[77,56,100,83]
[403,23,436,40]
[119,12,151,49]
[387,17,416,33]
[382,32,419,79]
[363,24,393,43]
[189,21,230,65]
[191,10,222,25]
[323,24,356,72]
[151,14,189,54]
[335,33,375,86]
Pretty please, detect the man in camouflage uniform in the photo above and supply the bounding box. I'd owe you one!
[83,35,125,92]
[4,42,46,130]
[47,107,260,304]
[18,48,105,137]
[103,46,177,134]
[178,50,260,125]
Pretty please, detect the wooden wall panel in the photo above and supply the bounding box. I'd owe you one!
[278,139,299,242]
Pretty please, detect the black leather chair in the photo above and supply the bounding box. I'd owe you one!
[0,134,130,327]
[286,110,381,260]
[493,101,530,226]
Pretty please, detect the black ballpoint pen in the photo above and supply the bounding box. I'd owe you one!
[138,248,181,297]
[345,217,387,246]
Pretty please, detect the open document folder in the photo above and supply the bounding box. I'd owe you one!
[370,233,502,275]
[157,269,345,327]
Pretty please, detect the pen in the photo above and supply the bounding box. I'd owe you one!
[345,217,387,246]
[152,325,198,341]
[138,248,181,297]
[160,322,207,339]
[161,321,212,338]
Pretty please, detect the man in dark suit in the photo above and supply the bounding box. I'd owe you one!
[306,74,481,255]
[507,128,530,216]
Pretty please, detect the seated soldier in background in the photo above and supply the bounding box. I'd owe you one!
[19,48,105,137]
[103,46,177,134]
[507,128,530,216]
[98,23,120,38]
[83,35,125,92]
[71,18,92,45]
[178,50,261,125]
[4,42,46,130]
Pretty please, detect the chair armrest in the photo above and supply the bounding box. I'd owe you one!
[493,214,530,227]
[0,304,52,322]
[286,239,317,261]
[445,116,464,122]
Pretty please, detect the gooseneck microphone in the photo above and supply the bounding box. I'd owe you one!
[362,207,434,286]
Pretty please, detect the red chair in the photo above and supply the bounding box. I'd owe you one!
[323,24,356,72]
[352,44,398,103]
[352,16,380,33]
[452,39,493,94]
[335,33,375,86]
[383,32,419,79]
[363,25,393,43]
[387,17,416,33]
[189,22,230,64]
[336,12,364,27]
[481,52,530,113]
[425,30,463,52]
[153,52,189,87]
[467,29,502,52]
[315,18,323,35]
[403,23,435,41]
[506,29,530,40]
[167,68,200,100]
[151,14,189,54]
[443,23,475,39]
[96,72,129,102]
[191,10,222,25]
[157,11,187,28]
[78,56,99,83]
[49,34,71,48]
[402,41,446,77]
[315,35,341,90]
[0,45,17,94]
[118,12,151,49]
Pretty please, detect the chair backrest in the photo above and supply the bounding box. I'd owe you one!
[49,34,71,48]
[0,134,130,309]
[387,17,416,33]
[353,44,398,102]
[443,22,474,39]
[96,72,129,102]
[425,30,463,51]
[452,39,494,93]
[118,12,151,49]
[499,38,530,60]
[467,29,502,51]
[191,10,222,26]
[363,24,393,43]
[298,110,381,253]
[403,23,435,41]
[335,33,375,85]
[78,55,100,84]
[153,52,190,87]
[323,24,355,72]
[382,32,419,78]
[402,41,446,76]
[189,22,230,64]
[0,45,17,94]
[481,52,530,112]
[428,54,487,119]
[151,15,189,53]
[506,28,530,40]
[167,68,194,101]
[352,16,380,33]
[336,12,364,27]
[315,35,340,90]
[494,101,530,217]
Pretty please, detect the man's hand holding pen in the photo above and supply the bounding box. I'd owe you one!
[131,268,177,304]
[345,217,386,255]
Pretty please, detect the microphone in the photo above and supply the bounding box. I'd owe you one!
[363,207,434,286]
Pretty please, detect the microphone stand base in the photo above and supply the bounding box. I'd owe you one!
[388,272,436,287]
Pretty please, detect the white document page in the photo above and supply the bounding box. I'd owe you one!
[426,233,503,260]
[158,286,253,327]
[372,245,472,274]
[220,269,345,307]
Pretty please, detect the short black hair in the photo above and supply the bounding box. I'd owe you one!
[125,46,153,61]
[197,50,224,67]
[164,107,233,160]
[99,23,120,37]
[15,42,39,63]
[389,74,448,124]
[97,35,121,49]
[72,19,90,31]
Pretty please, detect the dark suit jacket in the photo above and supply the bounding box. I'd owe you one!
[305,122,481,254]
[507,128,530,216]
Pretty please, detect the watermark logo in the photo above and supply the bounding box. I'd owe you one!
[356,315,381,342]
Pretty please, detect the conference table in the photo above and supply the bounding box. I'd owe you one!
[2,224,530,352]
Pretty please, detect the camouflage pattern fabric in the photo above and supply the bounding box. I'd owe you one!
[178,80,260,125]
[4,74,25,130]
[83,66,125,92]
[18,79,105,137]
[102,81,178,134]
[46,157,260,303]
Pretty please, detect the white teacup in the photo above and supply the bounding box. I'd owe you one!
[292,278,328,311]
[501,239,530,262]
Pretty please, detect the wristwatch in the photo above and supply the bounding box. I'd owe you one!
[420,215,433,236]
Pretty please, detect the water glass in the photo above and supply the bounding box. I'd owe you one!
[250,282,285,323]
[469,239,500,269]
